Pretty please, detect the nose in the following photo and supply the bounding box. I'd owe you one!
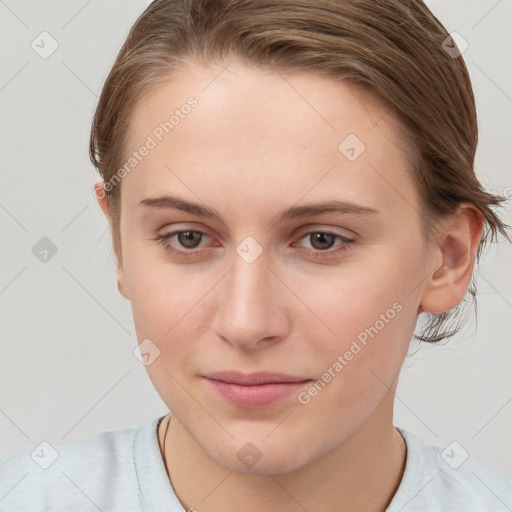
[211,249,291,350]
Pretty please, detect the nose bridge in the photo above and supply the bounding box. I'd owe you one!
[212,244,287,348]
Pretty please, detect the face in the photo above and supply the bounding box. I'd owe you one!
[112,62,433,474]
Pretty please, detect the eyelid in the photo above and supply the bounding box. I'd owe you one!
[294,224,357,239]
[158,223,215,240]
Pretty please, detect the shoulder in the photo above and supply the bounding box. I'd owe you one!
[0,417,161,512]
[388,428,512,512]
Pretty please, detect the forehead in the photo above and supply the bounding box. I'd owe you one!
[128,63,403,149]
[122,62,417,224]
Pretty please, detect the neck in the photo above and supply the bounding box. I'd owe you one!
[159,397,406,512]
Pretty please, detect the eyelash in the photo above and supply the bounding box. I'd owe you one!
[154,229,355,259]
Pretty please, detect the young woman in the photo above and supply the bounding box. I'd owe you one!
[1,1,511,510]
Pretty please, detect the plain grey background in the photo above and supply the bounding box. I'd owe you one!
[1,0,511,479]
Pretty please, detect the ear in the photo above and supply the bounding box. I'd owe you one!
[94,180,130,300]
[420,203,483,314]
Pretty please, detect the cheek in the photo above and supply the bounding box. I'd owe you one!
[301,247,418,340]
[124,252,219,403]
[127,268,204,356]
[294,243,422,392]
[126,265,206,409]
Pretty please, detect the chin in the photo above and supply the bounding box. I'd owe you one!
[214,446,315,476]
[198,429,332,476]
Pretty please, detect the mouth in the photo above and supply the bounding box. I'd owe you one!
[203,371,314,408]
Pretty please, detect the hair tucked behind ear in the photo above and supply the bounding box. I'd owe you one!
[89,0,510,343]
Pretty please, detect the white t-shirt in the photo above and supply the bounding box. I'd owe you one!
[1,415,510,511]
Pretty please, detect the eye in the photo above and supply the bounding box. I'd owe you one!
[153,228,354,259]
[155,229,211,257]
[295,231,354,257]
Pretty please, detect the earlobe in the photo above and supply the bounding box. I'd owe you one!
[117,268,130,300]
[420,205,483,314]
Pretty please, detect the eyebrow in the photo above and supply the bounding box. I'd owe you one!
[139,194,379,224]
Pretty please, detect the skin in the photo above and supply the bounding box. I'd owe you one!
[95,61,482,511]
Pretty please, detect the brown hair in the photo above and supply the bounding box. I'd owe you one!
[89,0,509,343]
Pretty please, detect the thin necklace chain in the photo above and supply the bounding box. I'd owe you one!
[161,414,171,478]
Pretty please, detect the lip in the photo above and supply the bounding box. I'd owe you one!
[203,371,313,408]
